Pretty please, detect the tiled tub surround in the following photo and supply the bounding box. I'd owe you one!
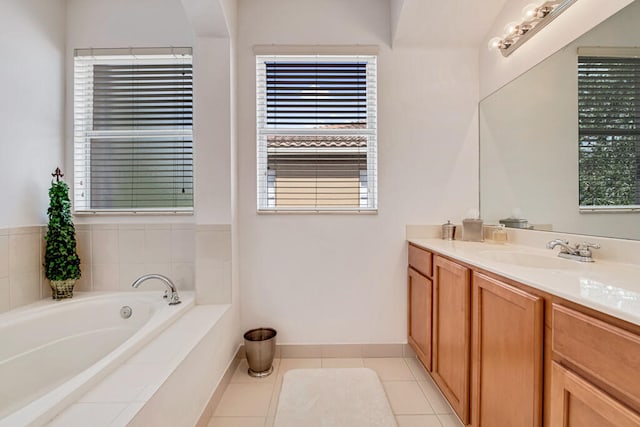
[0,223,232,313]
[74,224,196,294]
[406,226,640,327]
[0,291,195,427]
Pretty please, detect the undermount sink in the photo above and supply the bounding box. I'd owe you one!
[478,250,577,270]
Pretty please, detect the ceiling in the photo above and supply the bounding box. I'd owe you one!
[392,0,510,47]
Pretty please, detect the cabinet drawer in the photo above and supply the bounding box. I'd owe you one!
[408,244,432,277]
[552,304,640,410]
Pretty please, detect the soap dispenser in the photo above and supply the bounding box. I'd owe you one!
[492,224,508,244]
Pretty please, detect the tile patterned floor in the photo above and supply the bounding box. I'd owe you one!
[207,357,464,427]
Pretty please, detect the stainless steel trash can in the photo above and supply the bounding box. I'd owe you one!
[243,328,277,377]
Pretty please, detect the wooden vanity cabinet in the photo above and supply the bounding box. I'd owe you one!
[407,244,433,370]
[433,255,471,424]
[550,362,640,427]
[471,272,544,427]
[550,304,640,427]
[407,243,640,427]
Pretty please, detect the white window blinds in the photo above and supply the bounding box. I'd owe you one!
[256,55,377,212]
[74,48,193,213]
[578,55,640,209]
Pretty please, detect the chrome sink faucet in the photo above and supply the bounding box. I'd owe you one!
[546,239,600,262]
[131,274,181,305]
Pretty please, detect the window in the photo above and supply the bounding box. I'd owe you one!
[74,48,193,213]
[578,54,640,211]
[256,55,377,212]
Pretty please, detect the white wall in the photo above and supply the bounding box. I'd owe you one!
[479,0,634,99]
[237,0,479,344]
[0,0,66,228]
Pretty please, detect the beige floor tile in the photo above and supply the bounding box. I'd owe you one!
[384,381,434,415]
[267,378,282,418]
[404,357,429,381]
[265,417,275,427]
[364,358,415,381]
[321,358,364,368]
[231,359,280,383]
[437,414,465,427]
[418,380,453,414]
[213,383,274,417]
[396,414,443,427]
[207,417,266,427]
[276,358,322,382]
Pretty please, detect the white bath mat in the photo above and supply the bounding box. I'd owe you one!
[274,368,397,427]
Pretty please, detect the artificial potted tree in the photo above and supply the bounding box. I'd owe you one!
[44,168,81,299]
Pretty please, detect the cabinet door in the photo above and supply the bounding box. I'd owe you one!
[408,267,432,371]
[471,272,543,427]
[433,255,471,424]
[550,362,640,427]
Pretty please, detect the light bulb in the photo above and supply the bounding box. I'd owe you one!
[504,21,519,35]
[488,37,503,50]
[522,3,540,20]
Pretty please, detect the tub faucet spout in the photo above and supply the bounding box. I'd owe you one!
[132,274,181,305]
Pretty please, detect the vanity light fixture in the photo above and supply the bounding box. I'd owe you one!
[488,0,577,57]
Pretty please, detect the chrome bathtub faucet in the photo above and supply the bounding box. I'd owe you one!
[131,274,181,305]
[546,239,600,262]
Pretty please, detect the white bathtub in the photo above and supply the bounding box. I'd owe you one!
[0,291,194,427]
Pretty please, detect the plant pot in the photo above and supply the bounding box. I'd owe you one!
[50,279,76,300]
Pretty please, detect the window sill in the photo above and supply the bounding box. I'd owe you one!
[579,206,640,213]
[74,209,193,216]
[257,208,378,215]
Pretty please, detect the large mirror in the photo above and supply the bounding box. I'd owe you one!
[480,1,640,240]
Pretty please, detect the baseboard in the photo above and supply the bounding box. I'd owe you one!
[236,343,416,359]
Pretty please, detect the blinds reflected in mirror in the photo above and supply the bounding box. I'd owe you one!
[74,49,193,212]
[256,55,377,212]
[578,55,640,209]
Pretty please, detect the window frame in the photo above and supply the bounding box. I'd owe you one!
[73,47,194,215]
[255,54,378,214]
[578,51,640,212]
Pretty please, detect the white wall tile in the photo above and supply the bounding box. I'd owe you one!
[92,229,119,265]
[74,264,92,292]
[9,270,41,309]
[0,277,10,313]
[92,264,119,292]
[75,229,92,266]
[118,263,148,291]
[9,232,40,274]
[195,260,231,304]
[144,229,172,264]
[0,235,8,278]
[196,230,231,261]
[172,263,195,290]
[118,229,145,264]
[171,227,195,263]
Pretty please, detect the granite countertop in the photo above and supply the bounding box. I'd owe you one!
[408,238,640,327]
